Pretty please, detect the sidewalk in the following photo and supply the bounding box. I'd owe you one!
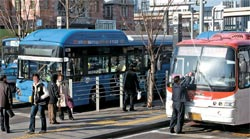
[3,100,169,139]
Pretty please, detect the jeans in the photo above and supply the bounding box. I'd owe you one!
[0,107,9,131]
[169,102,185,133]
[29,105,46,132]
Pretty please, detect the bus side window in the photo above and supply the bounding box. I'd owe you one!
[238,50,250,88]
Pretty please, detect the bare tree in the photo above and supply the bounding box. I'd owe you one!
[0,0,38,39]
[58,0,90,29]
[125,0,175,108]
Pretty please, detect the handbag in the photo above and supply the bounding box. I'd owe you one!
[66,96,74,109]
[6,109,15,118]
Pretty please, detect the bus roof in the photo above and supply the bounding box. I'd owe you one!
[127,35,173,46]
[178,32,250,49]
[20,29,130,47]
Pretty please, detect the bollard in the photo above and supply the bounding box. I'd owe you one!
[119,74,123,108]
[69,79,73,113]
[96,76,100,112]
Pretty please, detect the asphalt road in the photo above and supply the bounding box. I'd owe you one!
[117,122,250,139]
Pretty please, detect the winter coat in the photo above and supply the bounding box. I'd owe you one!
[0,81,12,109]
[48,82,59,104]
[123,70,140,94]
[172,76,191,103]
[31,81,49,105]
[57,81,70,108]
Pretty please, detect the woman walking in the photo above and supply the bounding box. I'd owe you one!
[57,73,74,121]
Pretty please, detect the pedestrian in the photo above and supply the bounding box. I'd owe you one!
[169,73,192,134]
[57,73,74,121]
[0,75,12,133]
[48,74,60,124]
[123,63,140,112]
[26,73,49,134]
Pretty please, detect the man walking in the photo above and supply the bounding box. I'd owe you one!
[0,75,12,133]
[123,63,140,112]
[48,74,60,124]
[169,73,192,134]
[26,73,49,134]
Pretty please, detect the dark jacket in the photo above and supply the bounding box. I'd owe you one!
[31,81,49,105]
[0,81,12,109]
[48,82,59,104]
[172,76,191,102]
[124,70,140,94]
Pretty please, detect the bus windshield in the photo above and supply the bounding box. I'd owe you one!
[18,60,62,81]
[172,46,235,91]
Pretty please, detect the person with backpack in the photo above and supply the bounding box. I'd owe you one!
[26,73,49,134]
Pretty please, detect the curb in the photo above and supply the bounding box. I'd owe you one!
[86,120,170,139]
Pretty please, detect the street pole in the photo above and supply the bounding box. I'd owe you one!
[66,0,69,29]
[211,7,215,31]
[191,7,194,39]
[18,0,22,38]
[199,0,204,33]
[164,10,169,35]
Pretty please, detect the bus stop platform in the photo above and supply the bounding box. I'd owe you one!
[5,100,169,139]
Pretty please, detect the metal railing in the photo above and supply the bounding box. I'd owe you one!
[68,70,168,112]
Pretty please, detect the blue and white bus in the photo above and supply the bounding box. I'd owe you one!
[1,38,19,88]
[16,29,173,106]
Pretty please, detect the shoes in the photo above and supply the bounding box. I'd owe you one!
[59,117,64,121]
[6,130,10,133]
[26,130,35,134]
[129,108,136,111]
[51,121,60,124]
[1,128,5,132]
[69,117,74,120]
[176,132,185,134]
[38,130,46,134]
[122,108,128,112]
[170,128,175,133]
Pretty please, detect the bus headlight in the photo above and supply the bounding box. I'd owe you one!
[224,101,235,107]
[16,88,22,96]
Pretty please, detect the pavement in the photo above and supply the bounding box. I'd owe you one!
[2,100,169,139]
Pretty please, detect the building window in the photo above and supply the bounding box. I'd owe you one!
[141,1,149,12]
[121,0,126,4]
[94,1,99,12]
[15,0,21,11]
[105,6,112,18]
[121,6,128,17]
[44,0,48,9]
[30,0,35,9]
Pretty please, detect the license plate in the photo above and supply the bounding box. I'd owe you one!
[188,112,202,121]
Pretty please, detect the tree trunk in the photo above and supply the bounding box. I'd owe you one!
[147,53,155,108]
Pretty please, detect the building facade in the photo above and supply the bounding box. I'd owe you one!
[240,0,250,31]
[1,0,134,30]
[104,0,134,30]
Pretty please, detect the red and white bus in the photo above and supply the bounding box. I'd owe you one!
[166,32,250,125]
